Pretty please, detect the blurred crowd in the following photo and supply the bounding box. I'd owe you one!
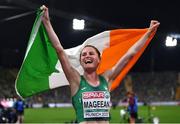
[0,68,179,105]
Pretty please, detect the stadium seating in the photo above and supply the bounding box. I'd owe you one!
[0,68,179,105]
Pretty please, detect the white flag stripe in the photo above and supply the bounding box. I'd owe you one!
[49,31,110,89]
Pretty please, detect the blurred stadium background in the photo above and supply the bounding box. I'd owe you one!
[0,0,180,123]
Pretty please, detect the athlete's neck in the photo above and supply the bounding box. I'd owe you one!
[84,72,99,86]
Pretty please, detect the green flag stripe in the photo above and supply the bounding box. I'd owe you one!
[16,10,58,98]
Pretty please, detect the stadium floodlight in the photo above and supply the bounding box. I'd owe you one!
[73,18,85,30]
[165,36,177,47]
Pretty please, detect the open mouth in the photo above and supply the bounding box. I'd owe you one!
[85,59,93,64]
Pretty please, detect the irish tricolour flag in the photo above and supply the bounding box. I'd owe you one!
[15,10,156,99]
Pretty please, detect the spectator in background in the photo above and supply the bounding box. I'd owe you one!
[13,98,25,123]
[126,91,138,124]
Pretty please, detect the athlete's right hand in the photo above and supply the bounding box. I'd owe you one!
[40,5,50,23]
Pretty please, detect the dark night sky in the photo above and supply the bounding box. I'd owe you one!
[0,0,179,72]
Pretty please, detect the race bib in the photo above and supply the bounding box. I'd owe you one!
[82,91,110,118]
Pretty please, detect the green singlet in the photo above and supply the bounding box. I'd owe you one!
[72,75,111,123]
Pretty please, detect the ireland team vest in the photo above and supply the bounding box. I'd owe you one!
[72,75,111,123]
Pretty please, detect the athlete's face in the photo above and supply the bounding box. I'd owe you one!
[80,46,100,71]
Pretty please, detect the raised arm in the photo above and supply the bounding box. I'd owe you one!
[41,5,80,95]
[104,20,160,84]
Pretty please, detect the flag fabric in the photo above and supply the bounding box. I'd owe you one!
[15,10,156,99]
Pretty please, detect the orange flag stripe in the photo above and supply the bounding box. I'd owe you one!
[97,29,156,91]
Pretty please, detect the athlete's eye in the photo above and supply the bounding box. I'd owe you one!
[89,52,95,55]
[81,52,87,56]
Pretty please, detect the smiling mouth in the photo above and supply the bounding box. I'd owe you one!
[85,60,93,64]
